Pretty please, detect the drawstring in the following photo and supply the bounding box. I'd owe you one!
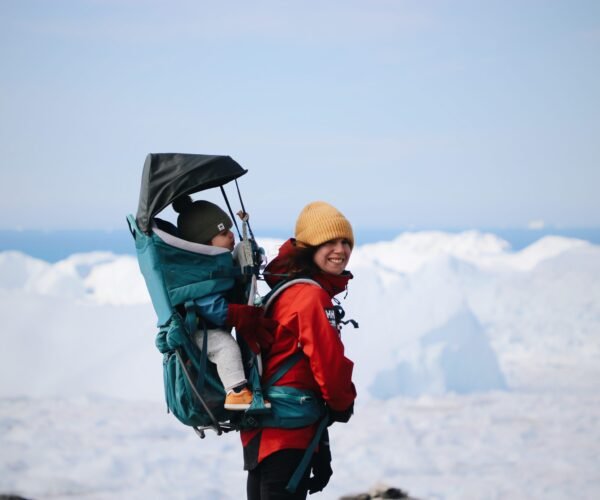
[332,297,359,329]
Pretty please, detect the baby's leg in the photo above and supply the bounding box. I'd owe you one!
[194,329,247,392]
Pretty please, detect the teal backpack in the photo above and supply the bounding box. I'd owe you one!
[128,153,328,492]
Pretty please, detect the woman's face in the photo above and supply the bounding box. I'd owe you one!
[312,238,352,275]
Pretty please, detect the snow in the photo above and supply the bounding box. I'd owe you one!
[0,251,50,290]
[2,391,599,500]
[370,307,507,399]
[1,230,599,499]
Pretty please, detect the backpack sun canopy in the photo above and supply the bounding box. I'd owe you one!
[136,153,248,234]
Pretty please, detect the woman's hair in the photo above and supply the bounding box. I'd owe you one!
[281,242,320,278]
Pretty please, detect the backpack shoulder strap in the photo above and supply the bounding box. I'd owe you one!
[258,278,330,494]
[259,278,323,384]
[262,278,322,312]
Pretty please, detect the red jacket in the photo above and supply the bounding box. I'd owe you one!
[241,239,357,468]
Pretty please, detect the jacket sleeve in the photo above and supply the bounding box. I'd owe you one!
[193,293,229,327]
[293,286,356,412]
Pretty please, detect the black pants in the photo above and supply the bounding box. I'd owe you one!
[247,449,311,500]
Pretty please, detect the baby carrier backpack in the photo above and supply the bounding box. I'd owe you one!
[127,153,268,436]
[127,153,332,492]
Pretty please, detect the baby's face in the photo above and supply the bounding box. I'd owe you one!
[211,229,235,251]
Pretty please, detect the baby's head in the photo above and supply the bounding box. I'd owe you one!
[172,195,235,250]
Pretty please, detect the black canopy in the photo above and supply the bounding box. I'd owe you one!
[136,153,247,233]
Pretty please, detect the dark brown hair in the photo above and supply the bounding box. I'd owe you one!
[281,242,320,278]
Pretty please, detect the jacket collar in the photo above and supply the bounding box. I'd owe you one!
[311,270,352,298]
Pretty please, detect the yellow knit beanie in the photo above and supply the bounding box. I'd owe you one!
[295,201,354,249]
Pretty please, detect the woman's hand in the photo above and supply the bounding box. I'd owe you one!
[308,430,333,494]
[328,403,354,425]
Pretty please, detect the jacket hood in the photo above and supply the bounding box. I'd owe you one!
[264,238,353,297]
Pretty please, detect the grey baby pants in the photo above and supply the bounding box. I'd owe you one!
[192,328,247,392]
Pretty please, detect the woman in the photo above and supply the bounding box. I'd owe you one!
[243,201,357,499]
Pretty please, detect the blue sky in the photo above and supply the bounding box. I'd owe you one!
[1,0,598,233]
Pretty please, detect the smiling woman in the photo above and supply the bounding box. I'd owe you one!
[242,201,357,499]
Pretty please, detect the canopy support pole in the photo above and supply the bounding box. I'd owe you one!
[220,186,242,241]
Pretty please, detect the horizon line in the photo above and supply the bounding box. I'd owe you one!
[2,225,600,233]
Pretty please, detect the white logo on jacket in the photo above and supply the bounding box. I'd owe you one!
[324,307,337,328]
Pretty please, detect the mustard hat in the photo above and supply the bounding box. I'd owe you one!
[295,201,354,249]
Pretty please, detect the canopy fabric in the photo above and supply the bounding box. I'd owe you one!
[136,153,247,233]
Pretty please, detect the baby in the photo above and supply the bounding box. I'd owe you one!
[173,195,268,410]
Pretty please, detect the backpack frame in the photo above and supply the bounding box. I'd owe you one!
[128,153,332,492]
